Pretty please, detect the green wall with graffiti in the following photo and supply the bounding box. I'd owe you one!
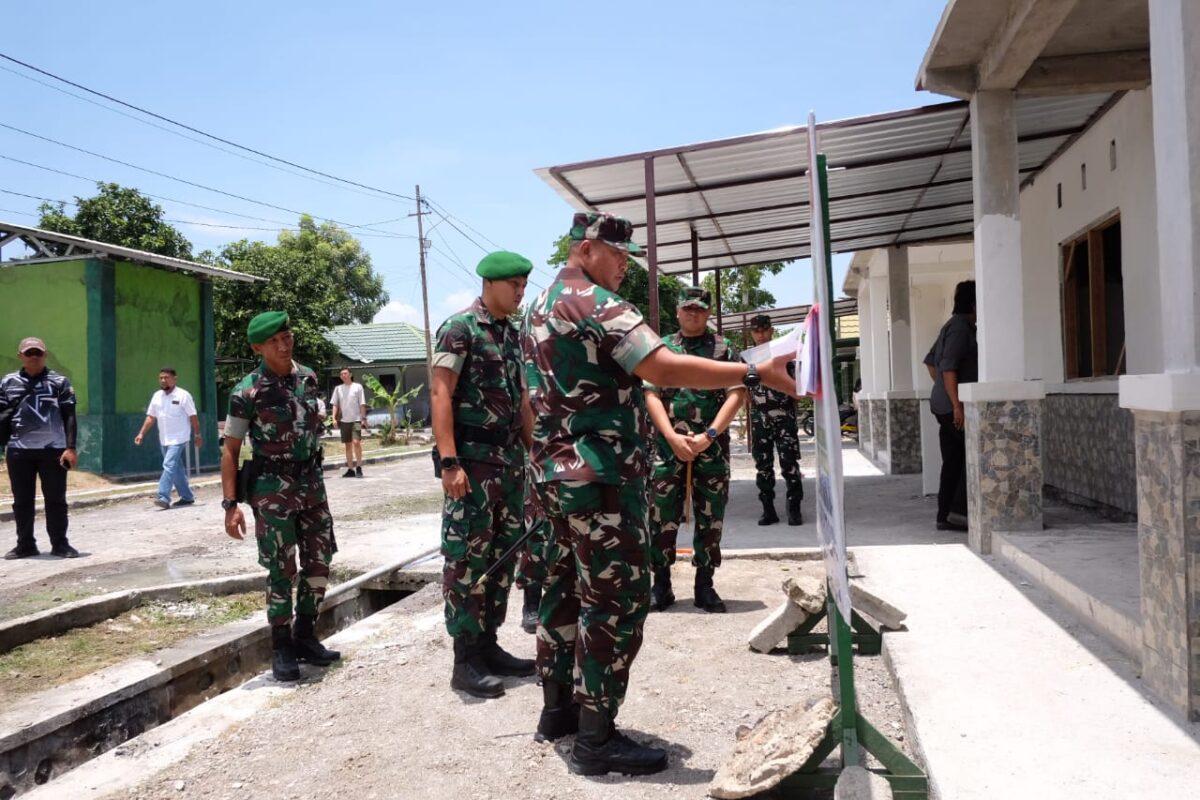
[0,259,90,413]
[114,262,203,414]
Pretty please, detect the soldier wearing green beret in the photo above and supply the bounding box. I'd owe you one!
[220,311,340,682]
[432,250,537,699]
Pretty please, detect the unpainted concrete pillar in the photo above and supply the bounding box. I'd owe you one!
[963,89,1043,553]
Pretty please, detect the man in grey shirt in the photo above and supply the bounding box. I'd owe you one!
[923,280,977,532]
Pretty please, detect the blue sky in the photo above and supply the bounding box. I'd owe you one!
[0,1,951,326]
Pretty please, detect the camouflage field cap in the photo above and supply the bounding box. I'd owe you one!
[678,286,712,310]
[749,313,773,330]
[247,310,290,344]
[568,212,643,256]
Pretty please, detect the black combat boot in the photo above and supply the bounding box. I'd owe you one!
[535,679,580,742]
[569,707,669,776]
[479,631,536,676]
[787,492,803,526]
[693,566,727,613]
[757,496,779,526]
[271,624,301,682]
[293,614,341,665]
[451,635,505,698]
[650,566,675,612]
[521,585,541,634]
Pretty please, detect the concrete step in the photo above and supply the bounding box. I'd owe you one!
[992,528,1140,661]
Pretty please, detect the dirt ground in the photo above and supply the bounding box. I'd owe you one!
[0,454,443,617]
[109,558,914,800]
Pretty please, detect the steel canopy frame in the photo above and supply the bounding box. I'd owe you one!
[535,93,1115,332]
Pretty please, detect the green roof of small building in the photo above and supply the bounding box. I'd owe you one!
[325,322,428,364]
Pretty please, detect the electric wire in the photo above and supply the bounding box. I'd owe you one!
[0,51,416,203]
[0,62,404,206]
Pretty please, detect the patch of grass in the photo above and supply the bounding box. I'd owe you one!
[0,585,106,622]
[341,492,444,522]
[0,592,265,702]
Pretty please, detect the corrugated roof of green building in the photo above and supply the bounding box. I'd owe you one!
[325,322,428,364]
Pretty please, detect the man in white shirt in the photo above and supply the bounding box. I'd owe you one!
[330,368,368,477]
[134,368,201,509]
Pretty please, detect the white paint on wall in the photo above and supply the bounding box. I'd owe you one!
[1018,89,1160,383]
[975,213,1026,382]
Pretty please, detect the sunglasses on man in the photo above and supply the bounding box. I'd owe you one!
[21,349,45,358]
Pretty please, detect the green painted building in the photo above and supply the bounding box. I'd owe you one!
[0,222,260,475]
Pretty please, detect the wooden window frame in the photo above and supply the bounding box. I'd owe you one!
[1061,213,1123,380]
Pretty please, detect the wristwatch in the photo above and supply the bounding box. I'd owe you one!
[221,498,238,511]
[440,456,462,470]
[705,427,719,441]
[742,363,761,388]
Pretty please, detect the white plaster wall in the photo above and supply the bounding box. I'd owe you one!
[1018,89,1161,384]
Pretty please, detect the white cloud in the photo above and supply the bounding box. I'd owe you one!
[373,301,424,325]
[439,290,476,312]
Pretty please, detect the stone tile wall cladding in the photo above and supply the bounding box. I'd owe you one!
[965,398,1043,554]
[886,398,922,474]
[870,400,889,461]
[1043,393,1137,516]
[1132,410,1200,720]
[858,399,875,459]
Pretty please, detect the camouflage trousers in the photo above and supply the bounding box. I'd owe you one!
[650,452,730,570]
[441,461,524,638]
[250,471,336,627]
[536,478,651,716]
[515,471,551,589]
[751,412,803,502]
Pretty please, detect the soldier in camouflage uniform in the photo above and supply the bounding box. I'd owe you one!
[645,287,744,614]
[523,212,799,777]
[431,251,536,699]
[514,467,551,634]
[748,314,804,526]
[221,311,340,682]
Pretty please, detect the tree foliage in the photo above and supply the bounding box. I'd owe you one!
[547,234,686,335]
[203,215,389,384]
[37,182,194,259]
[702,262,787,346]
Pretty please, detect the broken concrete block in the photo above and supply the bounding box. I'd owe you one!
[748,601,810,653]
[783,568,827,614]
[709,695,836,799]
[834,766,894,799]
[849,584,906,630]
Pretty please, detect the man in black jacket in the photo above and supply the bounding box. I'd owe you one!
[923,281,977,532]
[1,337,79,559]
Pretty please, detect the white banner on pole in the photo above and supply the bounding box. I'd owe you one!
[807,113,852,620]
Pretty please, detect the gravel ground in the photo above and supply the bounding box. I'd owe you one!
[111,557,915,800]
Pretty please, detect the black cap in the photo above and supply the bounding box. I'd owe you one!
[749,313,773,330]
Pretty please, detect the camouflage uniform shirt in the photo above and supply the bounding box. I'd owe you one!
[522,265,662,484]
[432,297,523,466]
[645,332,740,445]
[224,360,324,464]
[750,384,798,426]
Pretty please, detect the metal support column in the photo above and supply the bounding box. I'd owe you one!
[645,157,660,333]
[691,228,700,286]
[714,267,723,335]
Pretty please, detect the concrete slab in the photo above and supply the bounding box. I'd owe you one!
[993,527,1140,659]
[856,544,1200,800]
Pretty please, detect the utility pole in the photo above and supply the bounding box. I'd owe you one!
[410,185,434,374]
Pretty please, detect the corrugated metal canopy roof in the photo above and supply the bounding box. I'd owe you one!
[0,220,262,283]
[718,298,858,332]
[536,94,1115,276]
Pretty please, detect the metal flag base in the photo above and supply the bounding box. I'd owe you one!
[786,606,882,662]
[778,591,928,799]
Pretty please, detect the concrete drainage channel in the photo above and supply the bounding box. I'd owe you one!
[0,551,439,798]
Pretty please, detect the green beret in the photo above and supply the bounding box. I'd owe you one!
[247,311,290,344]
[476,251,533,280]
